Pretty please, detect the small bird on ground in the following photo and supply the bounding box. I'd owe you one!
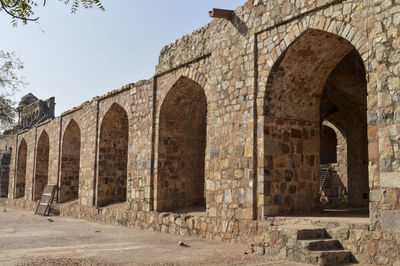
[47,218,54,222]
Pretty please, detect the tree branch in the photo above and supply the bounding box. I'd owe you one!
[0,0,39,22]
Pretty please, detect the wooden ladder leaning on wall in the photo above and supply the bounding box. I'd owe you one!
[320,167,331,194]
[35,184,57,216]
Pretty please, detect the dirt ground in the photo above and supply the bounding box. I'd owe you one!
[0,209,307,266]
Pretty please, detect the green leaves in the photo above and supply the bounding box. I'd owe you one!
[0,0,37,26]
[0,0,104,26]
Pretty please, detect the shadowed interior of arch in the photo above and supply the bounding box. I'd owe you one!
[320,49,369,209]
[16,139,27,199]
[264,29,369,216]
[97,103,129,208]
[156,77,207,212]
[60,120,81,203]
[34,131,50,200]
[320,124,338,165]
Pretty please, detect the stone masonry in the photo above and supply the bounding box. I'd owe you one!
[1,0,400,264]
[17,93,55,130]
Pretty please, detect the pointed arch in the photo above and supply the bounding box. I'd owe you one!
[60,119,81,202]
[34,130,49,200]
[263,28,368,215]
[15,138,27,198]
[97,103,129,207]
[320,120,348,202]
[265,19,369,76]
[156,76,207,212]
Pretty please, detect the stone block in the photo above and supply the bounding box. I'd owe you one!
[380,172,400,188]
[253,246,265,255]
[381,210,400,232]
[370,190,383,202]
[264,140,281,156]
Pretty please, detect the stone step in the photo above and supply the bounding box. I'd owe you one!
[297,228,328,240]
[309,250,351,265]
[300,239,342,251]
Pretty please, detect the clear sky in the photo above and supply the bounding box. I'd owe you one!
[1,0,245,115]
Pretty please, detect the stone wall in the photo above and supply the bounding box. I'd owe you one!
[1,0,400,264]
[0,135,14,154]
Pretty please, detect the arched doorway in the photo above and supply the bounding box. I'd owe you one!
[97,103,129,207]
[264,29,369,215]
[156,77,207,212]
[34,131,49,200]
[16,139,27,198]
[60,120,81,203]
[320,121,348,206]
[320,49,369,207]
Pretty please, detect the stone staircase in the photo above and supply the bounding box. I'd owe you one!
[296,228,351,265]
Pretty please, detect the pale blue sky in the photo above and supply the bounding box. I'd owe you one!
[1,0,245,115]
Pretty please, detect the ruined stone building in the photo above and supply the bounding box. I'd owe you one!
[17,93,55,130]
[0,0,400,264]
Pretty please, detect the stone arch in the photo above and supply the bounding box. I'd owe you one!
[322,120,348,168]
[263,28,369,215]
[97,103,129,207]
[320,120,348,203]
[60,119,81,203]
[265,19,369,73]
[16,138,27,199]
[158,67,209,108]
[156,76,207,212]
[34,130,49,200]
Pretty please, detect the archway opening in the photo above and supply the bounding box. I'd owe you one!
[156,77,207,212]
[60,120,81,203]
[97,103,128,207]
[0,153,11,198]
[16,139,27,198]
[34,131,49,200]
[320,121,348,207]
[320,49,369,208]
[264,29,369,216]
